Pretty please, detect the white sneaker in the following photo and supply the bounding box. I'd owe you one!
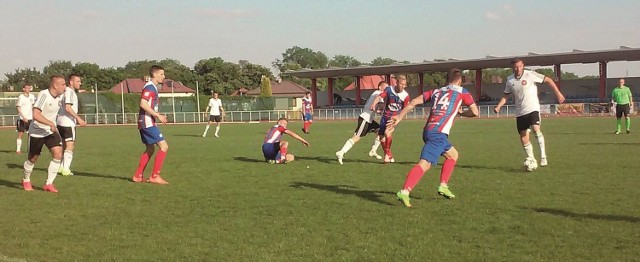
[202,134,206,137]
[336,151,344,165]
[384,154,392,163]
[540,157,548,167]
[369,150,382,160]
[215,134,219,137]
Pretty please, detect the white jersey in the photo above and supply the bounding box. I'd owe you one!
[505,70,546,117]
[208,98,223,116]
[16,93,36,120]
[29,90,63,138]
[56,87,79,127]
[359,90,382,123]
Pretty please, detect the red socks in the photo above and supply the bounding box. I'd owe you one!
[135,152,151,177]
[280,146,288,161]
[304,121,312,132]
[440,159,456,184]
[403,164,425,191]
[383,136,393,156]
[151,150,167,178]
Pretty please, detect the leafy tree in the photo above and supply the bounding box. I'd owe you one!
[370,57,396,66]
[329,55,362,68]
[4,67,44,90]
[260,75,272,97]
[273,46,328,79]
[43,60,74,77]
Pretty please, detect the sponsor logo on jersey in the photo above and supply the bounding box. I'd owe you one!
[521,80,527,85]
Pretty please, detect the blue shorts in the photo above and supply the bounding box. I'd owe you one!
[378,117,389,136]
[139,126,165,145]
[304,113,313,122]
[262,142,282,160]
[419,131,452,165]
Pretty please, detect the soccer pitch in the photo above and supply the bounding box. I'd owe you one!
[1,117,639,261]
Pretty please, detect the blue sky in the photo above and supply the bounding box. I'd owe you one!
[1,0,639,79]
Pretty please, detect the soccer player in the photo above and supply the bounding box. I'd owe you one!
[300,91,313,134]
[202,92,225,137]
[56,74,88,176]
[494,58,565,167]
[15,83,36,154]
[369,74,410,163]
[263,117,310,164]
[335,81,388,164]
[22,75,67,193]
[391,68,479,207]
[132,65,170,184]
[611,78,633,134]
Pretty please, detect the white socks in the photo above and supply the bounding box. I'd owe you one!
[535,132,546,158]
[371,137,381,152]
[63,150,73,170]
[23,160,34,181]
[16,139,22,152]
[340,139,355,154]
[523,143,534,159]
[203,125,210,135]
[215,126,220,136]
[46,159,61,185]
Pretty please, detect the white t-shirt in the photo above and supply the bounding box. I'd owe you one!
[208,98,223,116]
[29,90,63,138]
[16,93,36,120]
[359,90,382,123]
[56,87,79,127]
[504,70,546,117]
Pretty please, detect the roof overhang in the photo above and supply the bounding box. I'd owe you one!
[286,47,640,79]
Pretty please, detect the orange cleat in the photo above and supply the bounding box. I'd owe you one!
[43,184,58,193]
[132,175,145,183]
[148,176,169,185]
[22,181,33,191]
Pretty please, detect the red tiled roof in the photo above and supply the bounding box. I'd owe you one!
[344,75,398,90]
[246,80,310,97]
[110,79,195,94]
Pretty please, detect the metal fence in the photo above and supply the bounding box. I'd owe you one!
[0,104,624,126]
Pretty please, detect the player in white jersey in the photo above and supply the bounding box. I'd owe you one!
[22,75,67,193]
[202,92,225,137]
[494,58,565,167]
[56,74,88,176]
[335,81,388,164]
[15,83,36,154]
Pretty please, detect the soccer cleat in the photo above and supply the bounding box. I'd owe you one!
[615,131,620,135]
[540,157,548,167]
[132,175,145,183]
[22,181,33,191]
[396,191,412,208]
[383,154,391,163]
[336,151,344,165]
[368,150,383,160]
[148,176,169,185]
[301,128,307,134]
[202,134,206,137]
[627,130,631,134]
[437,185,455,199]
[43,184,59,193]
[16,151,21,154]
[214,134,219,137]
[60,168,74,176]
[267,159,276,164]
[390,158,395,163]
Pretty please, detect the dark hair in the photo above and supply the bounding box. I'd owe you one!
[448,68,463,83]
[278,117,288,122]
[378,81,388,86]
[149,65,165,78]
[49,75,64,86]
[22,83,33,88]
[67,73,81,82]
[511,58,524,65]
[305,91,311,95]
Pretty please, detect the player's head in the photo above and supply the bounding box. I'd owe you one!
[619,78,625,87]
[511,58,525,77]
[447,68,463,86]
[394,74,407,91]
[277,117,288,127]
[149,65,165,84]
[22,83,33,94]
[305,91,311,98]
[213,92,219,98]
[49,75,66,96]
[68,73,82,90]
[377,81,388,91]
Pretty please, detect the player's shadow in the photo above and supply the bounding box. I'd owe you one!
[0,177,24,189]
[5,163,130,182]
[234,156,266,163]
[0,149,17,154]
[578,142,640,146]
[173,134,204,137]
[289,182,399,206]
[457,164,522,173]
[521,206,640,223]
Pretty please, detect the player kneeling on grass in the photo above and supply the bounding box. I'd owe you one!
[390,69,478,208]
[262,117,310,164]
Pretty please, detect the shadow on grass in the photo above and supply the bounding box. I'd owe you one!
[5,163,130,182]
[457,164,522,173]
[0,149,18,154]
[0,177,24,189]
[578,142,640,146]
[290,182,399,206]
[523,207,640,223]
[173,134,204,137]
[234,156,266,163]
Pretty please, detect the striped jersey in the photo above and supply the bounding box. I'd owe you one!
[302,97,312,113]
[423,85,475,135]
[264,124,287,144]
[379,86,410,119]
[138,81,159,129]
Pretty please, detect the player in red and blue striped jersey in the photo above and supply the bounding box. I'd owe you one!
[388,69,478,208]
[369,75,410,163]
[300,92,313,134]
[262,118,310,164]
[133,65,170,185]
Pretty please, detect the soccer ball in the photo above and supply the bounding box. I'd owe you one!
[523,158,538,172]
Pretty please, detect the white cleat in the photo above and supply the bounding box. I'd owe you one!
[369,150,383,160]
[215,134,219,137]
[336,151,344,165]
[202,134,206,137]
[540,157,548,167]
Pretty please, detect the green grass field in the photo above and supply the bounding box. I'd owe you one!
[1,117,639,261]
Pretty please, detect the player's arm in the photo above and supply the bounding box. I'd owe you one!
[544,76,565,103]
[32,108,57,133]
[16,105,27,122]
[284,129,310,147]
[369,95,383,111]
[389,95,424,127]
[64,103,87,126]
[139,97,167,124]
[494,93,510,113]
[459,103,479,117]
